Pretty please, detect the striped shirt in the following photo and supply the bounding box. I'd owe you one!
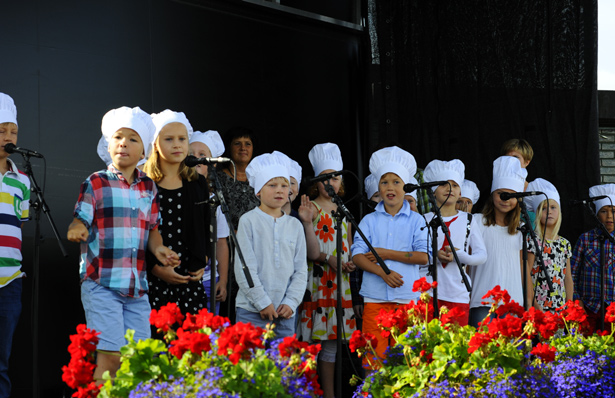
[74,165,160,298]
[571,228,615,313]
[0,158,30,287]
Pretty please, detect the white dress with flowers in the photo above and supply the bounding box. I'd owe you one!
[298,203,357,342]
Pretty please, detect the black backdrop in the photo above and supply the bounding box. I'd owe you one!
[364,0,599,242]
[2,1,361,396]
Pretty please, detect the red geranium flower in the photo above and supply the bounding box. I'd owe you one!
[67,324,100,360]
[316,213,335,243]
[481,285,511,306]
[71,381,100,398]
[531,343,557,362]
[61,357,96,390]
[150,302,184,332]
[412,277,437,293]
[349,330,377,353]
[606,302,615,323]
[217,322,265,364]
[195,308,229,332]
[169,328,212,359]
[495,301,525,318]
[560,300,588,324]
[278,334,311,357]
[468,331,493,354]
[488,315,524,339]
[440,306,466,326]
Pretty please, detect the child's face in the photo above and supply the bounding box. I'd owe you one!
[108,128,144,170]
[404,195,418,212]
[378,172,405,210]
[598,205,615,233]
[0,122,18,159]
[317,169,342,198]
[456,197,473,213]
[506,150,530,168]
[230,136,253,164]
[369,191,382,203]
[492,189,518,214]
[258,177,290,212]
[156,123,189,165]
[539,199,560,228]
[190,141,212,176]
[289,177,299,203]
[434,180,461,206]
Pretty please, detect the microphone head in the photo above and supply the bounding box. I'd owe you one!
[3,143,16,153]
[184,155,201,167]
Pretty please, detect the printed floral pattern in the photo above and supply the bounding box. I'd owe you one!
[528,236,572,311]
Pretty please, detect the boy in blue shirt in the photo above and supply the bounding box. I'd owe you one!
[234,152,308,338]
[352,146,429,368]
[67,106,179,382]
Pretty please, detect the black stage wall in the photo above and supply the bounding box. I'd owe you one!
[1,1,362,396]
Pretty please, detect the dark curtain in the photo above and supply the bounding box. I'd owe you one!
[364,0,599,242]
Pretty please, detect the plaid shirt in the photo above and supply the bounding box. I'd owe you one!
[571,228,615,313]
[74,165,160,298]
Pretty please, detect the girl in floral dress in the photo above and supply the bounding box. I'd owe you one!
[525,179,573,312]
[298,143,357,398]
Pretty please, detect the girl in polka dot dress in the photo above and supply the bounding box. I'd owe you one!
[143,110,210,315]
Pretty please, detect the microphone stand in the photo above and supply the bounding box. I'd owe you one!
[322,180,389,398]
[579,202,615,331]
[20,154,67,398]
[424,189,471,319]
[518,200,554,310]
[206,179,218,315]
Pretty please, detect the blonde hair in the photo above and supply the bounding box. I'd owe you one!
[500,139,534,163]
[482,193,522,235]
[0,122,17,129]
[308,180,345,199]
[143,139,198,183]
[534,199,562,239]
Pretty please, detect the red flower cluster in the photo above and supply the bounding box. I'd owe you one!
[180,309,229,333]
[150,302,184,332]
[298,357,323,396]
[169,328,212,359]
[349,330,378,353]
[531,343,557,362]
[217,322,265,364]
[480,285,511,307]
[278,334,320,358]
[606,302,615,323]
[376,307,408,338]
[61,324,100,397]
[440,306,466,326]
[412,277,437,293]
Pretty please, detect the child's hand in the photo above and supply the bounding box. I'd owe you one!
[437,250,453,263]
[298,195,314,223]
[342,261,356,273]
[188,268,205,282]
[215,279,228,302]
[381,270,404,288]
[152,265,190,284]
[154,246,181,267]
[67,219,89,242]
[353,304,364,319]
[260,304,278,321]
[276,304,293,319]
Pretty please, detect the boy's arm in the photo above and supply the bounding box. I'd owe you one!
[353,253,404,288]
[67,218,89,242]
[147,228,180,267]
[298,195,320,260]
[215,237,229,301]
[363,248,429,265]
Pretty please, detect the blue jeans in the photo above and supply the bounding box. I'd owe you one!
[469,306,491,328]
[235,307,296,339]
[0,278,22,398]
[203,277,220,315]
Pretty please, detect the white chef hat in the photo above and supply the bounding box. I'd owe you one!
[423,159,465,191]
[461,179,480,205]
[151,109,193,145]
[246,153,290,195]
[405,176,419,200]
[190,130,225,158]
[97,136,112,166]
[0,93,17,126]
[369,146,416,184]
[364,174,379,199]
[101,106,156,154]
[589,184,615,215]
[491,156,528,193]
[308,143,343,176]
[524,178,560,212]
[272,151,302,184]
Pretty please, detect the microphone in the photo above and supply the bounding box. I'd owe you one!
[184,155,232,167]
[403,181,448,193]
[307,170,346,184]
[499,191,544,201]
[3,143,44,158]
[570,195,608,205]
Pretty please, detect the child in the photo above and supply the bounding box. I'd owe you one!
[352,146,429,367]
[364,174,381,204]
[501,138,533,192]
[144,110,210,316]
[67,106,179,381]
[404,176,419,212]
[422,160,487,326]
[468,156,527,328]
[572,184,615,331]
[456,179,480,213]
[272,150,302,219]
[299,142,356,398]
[524,178,573,312]
[189,130,229,314]
[0,93,30,398]
[234,152,308,338]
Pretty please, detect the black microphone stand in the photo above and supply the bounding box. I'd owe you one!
[205,174,219,315]
[424,188,471,319]
[579,202,615,331]
[322,179,389,398]
[518,199,554,310]
[19,154,67,398]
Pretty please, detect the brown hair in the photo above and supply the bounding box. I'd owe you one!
[482,192,522,235]
[500,139,534,163]
[308,181,345,199]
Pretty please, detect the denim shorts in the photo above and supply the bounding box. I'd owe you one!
[81,279,151,351]
[235,307,296,339]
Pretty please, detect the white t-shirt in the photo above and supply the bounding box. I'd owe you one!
[422,212,487,304]
[469,214,523,308]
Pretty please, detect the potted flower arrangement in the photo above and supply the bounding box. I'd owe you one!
[350,278,615,397]
[62,303,322,398]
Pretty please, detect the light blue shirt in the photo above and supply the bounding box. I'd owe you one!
[351,201,430,302]
[234,207,308,314]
